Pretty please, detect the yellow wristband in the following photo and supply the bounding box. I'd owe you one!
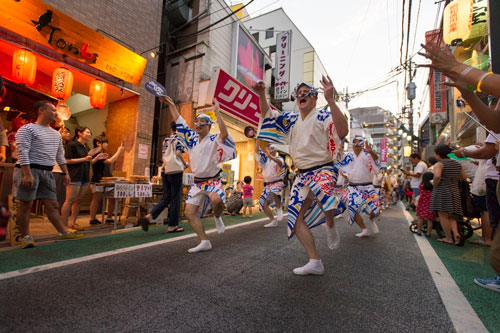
[477,72,493,93]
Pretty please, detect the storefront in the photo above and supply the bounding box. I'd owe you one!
[0,0,153,180]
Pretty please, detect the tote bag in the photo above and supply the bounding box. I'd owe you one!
[162,140,184,174]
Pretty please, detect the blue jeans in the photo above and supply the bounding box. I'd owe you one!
[150,172,183,226]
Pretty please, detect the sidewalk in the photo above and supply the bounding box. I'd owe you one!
[404,202,499,332]
[0,212,270,274]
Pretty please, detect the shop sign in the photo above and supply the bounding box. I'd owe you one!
[380,138,387,167]
[443,0,488,45]
[0,0,146,85]
[114,183,135,198]
[135,184,152,198]
[274,30,292,101]
[236,25,265,88]
[425,30,448,125]
[207,67,260,127]
[138,144,149,160]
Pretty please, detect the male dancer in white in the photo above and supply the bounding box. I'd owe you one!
[338,136,381,237]
[160,96,235,253]
[255,139,285,227]
[255,76,348,275]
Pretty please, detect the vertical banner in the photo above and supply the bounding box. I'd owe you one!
[380,138,388,167]
[425,29,448,125]
[274,30,292,101]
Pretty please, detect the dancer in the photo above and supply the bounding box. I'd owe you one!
[160,95,235,253]
[255,76,349,275]
[338,136,381,237]
[255,139,285,227]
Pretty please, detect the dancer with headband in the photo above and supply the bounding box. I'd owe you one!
[255,139,286,228]
[338,135,381,237]
[160,96,236,253]
[254,76,348,275]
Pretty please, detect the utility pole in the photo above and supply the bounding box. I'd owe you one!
[490,0,500,73]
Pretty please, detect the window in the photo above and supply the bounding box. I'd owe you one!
[252,32,259,41]
[265,27,274,39]
[269,44,276,54]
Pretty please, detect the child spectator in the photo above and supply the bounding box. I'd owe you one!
[242,176,254,217]
[416,172,436,237]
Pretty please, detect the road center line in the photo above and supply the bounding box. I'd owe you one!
[400,203,487,333]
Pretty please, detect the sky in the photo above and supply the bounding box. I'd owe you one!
[226,0,445,134]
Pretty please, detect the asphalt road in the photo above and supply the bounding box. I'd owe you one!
[0,205,454,332]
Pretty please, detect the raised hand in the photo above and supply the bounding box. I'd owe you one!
[320,75,335,102]
[418,42,460,74]
[252,81,266,95]
[364,141,373,153]
[213,98,220,114]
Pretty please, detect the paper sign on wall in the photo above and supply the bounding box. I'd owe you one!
[138,144,149,160]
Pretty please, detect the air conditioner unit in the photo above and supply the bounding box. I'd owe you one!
[166,0,192,28]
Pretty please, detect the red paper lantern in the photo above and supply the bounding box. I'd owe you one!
[89,80,107,109]
[51,67,74,100]
[12,49,37,86]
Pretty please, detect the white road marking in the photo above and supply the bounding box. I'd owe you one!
[400,202,487,333]
[0,217,273,281]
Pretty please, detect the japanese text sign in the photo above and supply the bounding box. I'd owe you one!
[208,67,260,127]
[274,30,292,101]
[380,138,387,167]
[114,184,135,198]
[135,184,152,198]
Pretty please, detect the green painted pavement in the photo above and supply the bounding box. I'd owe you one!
[0,212,269,274]
[404,203,499,332]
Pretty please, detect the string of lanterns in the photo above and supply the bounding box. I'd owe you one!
[11,48,107,109]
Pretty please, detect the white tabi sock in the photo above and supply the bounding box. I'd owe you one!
[276,208,283,221]
[369,216,380,233]
[188,240,212,253]
[214,216,225,234]
[325,224,340,250]
[264,220,278,228]
[355,229,370,238]
[293,259,324,275]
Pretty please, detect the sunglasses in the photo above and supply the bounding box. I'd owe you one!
[353,141,365,147]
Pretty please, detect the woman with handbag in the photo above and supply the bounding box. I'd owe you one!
[140,121,188,232]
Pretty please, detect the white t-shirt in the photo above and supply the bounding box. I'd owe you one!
[339,151,379,184]
[410,161,427,188]
[484,133,500,180]
[288,109,339,169]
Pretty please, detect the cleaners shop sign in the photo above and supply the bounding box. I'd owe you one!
[0,0,147,86]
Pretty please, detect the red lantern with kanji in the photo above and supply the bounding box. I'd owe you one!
[12,49,37,86]
[51,67,74,100]
[89,80,107,109]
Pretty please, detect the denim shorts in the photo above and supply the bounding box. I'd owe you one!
[412,187,420,198]
[13,167,57,201]
[243,197,254,207]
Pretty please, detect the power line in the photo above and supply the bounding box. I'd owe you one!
[399,0,406,65]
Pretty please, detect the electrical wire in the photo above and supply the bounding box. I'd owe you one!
[399,0,406,65]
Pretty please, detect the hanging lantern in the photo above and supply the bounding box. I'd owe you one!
[56,102,71,121]
[51,67,74,100]
[89,80,107,109]
[12,49,37,86]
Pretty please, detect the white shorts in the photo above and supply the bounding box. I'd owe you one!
[186,190,210,206]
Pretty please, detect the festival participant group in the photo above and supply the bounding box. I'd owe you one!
[6,41,500,290]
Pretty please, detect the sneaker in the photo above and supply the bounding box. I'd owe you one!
[105,218,115,224]
[70,224,85,232]
[89,219,102,225]
[416,232,422,237]
[21,235,35,248]
[474,275,500,293]
[264,220,278,228]
[57,232,84,240]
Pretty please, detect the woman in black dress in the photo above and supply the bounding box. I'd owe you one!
[61,126,95,231]
[429,145,467,245]
[89,136,124,224]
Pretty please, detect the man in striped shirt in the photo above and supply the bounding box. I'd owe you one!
[14,101,83,248]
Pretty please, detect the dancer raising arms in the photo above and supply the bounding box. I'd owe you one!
[254,76,348,275]
[160,95,236,253]
[255,140,286,228]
